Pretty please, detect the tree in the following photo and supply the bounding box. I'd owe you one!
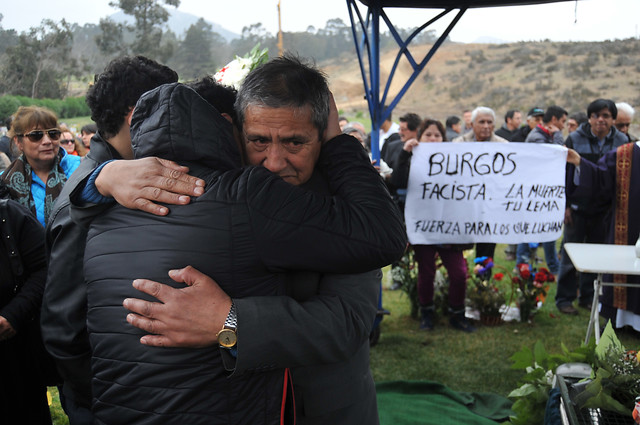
[96,18,129,57]
[0,19,74,98]
[170,18,220,79]
[98,0,180,61]
[0,14,19,56]
[230,23,276,62]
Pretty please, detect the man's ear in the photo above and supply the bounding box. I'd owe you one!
[221,113,233,124]
[126,107,135,126]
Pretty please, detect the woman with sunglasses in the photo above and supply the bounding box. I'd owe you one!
[1,106,81,226]
[59,124,86,157]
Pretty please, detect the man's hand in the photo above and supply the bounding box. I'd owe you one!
[564,207,573,226]
[95,158,206,216]
[402,138,419,152]
[0,316,16,341]
[323,93,342,143]
[123,266,231,348]
[566,148,581,166]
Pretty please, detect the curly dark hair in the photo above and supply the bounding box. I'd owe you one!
[86,56,178,139]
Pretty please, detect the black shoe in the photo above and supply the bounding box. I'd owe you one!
[578,302,592,310]
[558,304,578,315]
[449,311,476,333]
[450,315,476,333]
[419,306,434,331]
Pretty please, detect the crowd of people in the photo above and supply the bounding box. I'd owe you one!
[0,51,637,425]
[339,98,637,331]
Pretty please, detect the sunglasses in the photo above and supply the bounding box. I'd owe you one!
[60,138,75,145]
[18,128,62,142]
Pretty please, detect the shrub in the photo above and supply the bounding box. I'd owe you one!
[0,95,89,119]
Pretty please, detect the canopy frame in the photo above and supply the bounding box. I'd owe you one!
[345,0,573,160]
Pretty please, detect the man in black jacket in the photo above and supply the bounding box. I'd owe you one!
[41,56,181,425]
[556,99,629,315]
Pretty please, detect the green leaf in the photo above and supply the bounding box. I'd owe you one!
[510,346,534,369]
[508,383,537,398]
[595,321,625,361]
[533,340,548,366]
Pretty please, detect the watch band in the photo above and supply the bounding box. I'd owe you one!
[224,300,237,330]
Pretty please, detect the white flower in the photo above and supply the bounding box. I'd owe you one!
[214,57,253,89]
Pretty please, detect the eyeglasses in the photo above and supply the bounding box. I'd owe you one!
[60,138,75,145]
[615,122,631,129]
[590,112,612,120]
[17,128,62,142]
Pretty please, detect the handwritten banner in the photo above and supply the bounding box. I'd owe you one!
[404,142,567,244]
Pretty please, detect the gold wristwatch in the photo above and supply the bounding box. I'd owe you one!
[216,300,237,349]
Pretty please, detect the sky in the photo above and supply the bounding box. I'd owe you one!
[1,0,638,43]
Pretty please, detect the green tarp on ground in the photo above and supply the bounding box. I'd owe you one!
[376,381,514,425]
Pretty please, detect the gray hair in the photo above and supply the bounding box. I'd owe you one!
[342,124,366,142]
[616,102,635,118]
[471,106,496,123]
[235,55,331,139]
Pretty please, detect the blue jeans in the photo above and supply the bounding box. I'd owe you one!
[555,210,607,308]
[516,241,559,275]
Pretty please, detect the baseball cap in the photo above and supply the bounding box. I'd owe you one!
[528,107,544,117]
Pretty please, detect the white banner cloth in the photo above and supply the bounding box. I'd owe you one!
[404,142,567,245]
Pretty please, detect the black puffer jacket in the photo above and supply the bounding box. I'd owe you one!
[83,83,406,425]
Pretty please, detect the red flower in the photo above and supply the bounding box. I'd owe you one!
[512,276,522,284]
[534,272,546,282]
[520,269,531,279]
[547,274,556,283]
[494,273,504,281]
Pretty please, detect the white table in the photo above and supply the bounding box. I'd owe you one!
[563,243,640,344]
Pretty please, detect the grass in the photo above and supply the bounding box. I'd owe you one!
[370,243,640,398]
[49,243,640,423]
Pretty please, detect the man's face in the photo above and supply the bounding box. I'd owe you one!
[508,112,522,130]
[615,110,632,135]
[550,114,567,132]
[399,121,417,142]
[589,107,614,139]
[528,115,542,129]
[567,118,579,133]
[472,113,494,141]
[243,105,321,186]
[463,111,472,127]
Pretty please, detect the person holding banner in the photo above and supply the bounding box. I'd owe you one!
[566,141,640,330]
[392,118,475,333]
[556,99,629,315]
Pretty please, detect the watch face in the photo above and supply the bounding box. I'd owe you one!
[217,328,237,348]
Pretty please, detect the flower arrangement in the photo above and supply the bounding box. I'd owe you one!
[574,322,640,415]
[512,263,554,322]
[509,323,640,424]
[467,257,506,321]
[213,44,269,89]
